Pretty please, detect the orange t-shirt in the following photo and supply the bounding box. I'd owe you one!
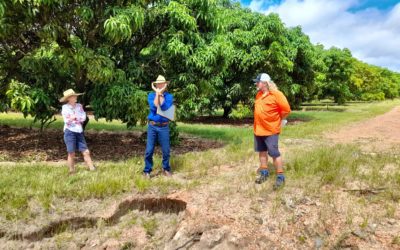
[254,90,291,136]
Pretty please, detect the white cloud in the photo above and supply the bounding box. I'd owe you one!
[248,0,265,11]
[249,0,400,72]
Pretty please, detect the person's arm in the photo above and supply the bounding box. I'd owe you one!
[61,105,75,126]
[76,104,86,124]
[148,93,157,111]
[153,92,165,107]
[160,93,173,111]
[275,91,291,118]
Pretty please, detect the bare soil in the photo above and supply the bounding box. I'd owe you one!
[326,106,400,152]
[0,125,224,162]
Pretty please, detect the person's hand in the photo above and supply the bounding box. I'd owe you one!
[152,83,166,95]
[70,114,77,121]
[151,82,158,92]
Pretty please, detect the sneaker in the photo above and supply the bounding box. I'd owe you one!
[89,165,97,171]
[255,169,269,184]
[163,170,172,177]
[143,172,151,179]
[273,174,285,190]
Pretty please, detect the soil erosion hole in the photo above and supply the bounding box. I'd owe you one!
[6,197,187,242]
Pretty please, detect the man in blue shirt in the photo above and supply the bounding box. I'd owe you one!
[143,75,174,177]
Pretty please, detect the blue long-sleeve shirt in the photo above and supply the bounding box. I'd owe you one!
[147,92,174,122]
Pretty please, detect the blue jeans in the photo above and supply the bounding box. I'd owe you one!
[64,129,88,153]
[144,124,171,173]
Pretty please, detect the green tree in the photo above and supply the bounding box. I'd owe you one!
[285,26,319,108]
[350,60,400,101]
[0,0,224,127]
[318,47,354,104]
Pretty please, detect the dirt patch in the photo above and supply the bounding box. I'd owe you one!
[326,106,400,151]
[0,125,224,161]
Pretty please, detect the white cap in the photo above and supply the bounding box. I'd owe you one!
[253,73,271,84]
[260,73,271,82]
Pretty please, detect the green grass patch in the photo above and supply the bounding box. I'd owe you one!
[299,106,347,112]
[287,144,359,186]
[178,123,251,141]
[0,159,183,220]
[141,217,158,237]
[287,144,400,199]
[0,113,144,132]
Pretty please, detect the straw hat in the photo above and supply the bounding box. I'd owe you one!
[152,75,170,84]
[59,89,83,102]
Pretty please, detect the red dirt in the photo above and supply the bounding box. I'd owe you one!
[326,106,400,151]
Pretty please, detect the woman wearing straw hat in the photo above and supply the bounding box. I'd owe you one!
[60,89,96,175]
[143,75,174,178]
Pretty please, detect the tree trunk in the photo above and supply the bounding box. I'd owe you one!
[223,106,231,118]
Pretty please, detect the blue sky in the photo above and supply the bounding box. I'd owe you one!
[238,0,400,72]
[240,0,399,11]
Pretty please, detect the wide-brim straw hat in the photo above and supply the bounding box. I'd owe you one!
[152,75,170,84]
[59,89,84,102]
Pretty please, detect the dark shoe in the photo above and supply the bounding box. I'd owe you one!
[255,169,269,184]
[163,170,172,177]
[143,172,151,179]
[273,174,285,190]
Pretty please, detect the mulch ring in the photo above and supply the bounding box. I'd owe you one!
[0,125,224,162]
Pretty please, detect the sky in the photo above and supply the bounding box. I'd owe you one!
[239,0,400,72]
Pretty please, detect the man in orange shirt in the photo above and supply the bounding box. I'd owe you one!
[253,73,291,189]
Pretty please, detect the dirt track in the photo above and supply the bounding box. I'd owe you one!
[326,106,400,151]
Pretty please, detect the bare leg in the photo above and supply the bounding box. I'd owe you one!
[259,151,268,170]
[82,150,95,170]
[67,152,76,174]
[272,156,285,189]
[273,156,284,173]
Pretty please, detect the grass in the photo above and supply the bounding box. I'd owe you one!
[0,159,183,220]
[141,217,158,237]
[0,112,146,132]
[392,235,400,246]
[287,144,400,196]
[283,99,400,138]
[287,144,359,186]
[299,106,347,112]
[0,99,399,222]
